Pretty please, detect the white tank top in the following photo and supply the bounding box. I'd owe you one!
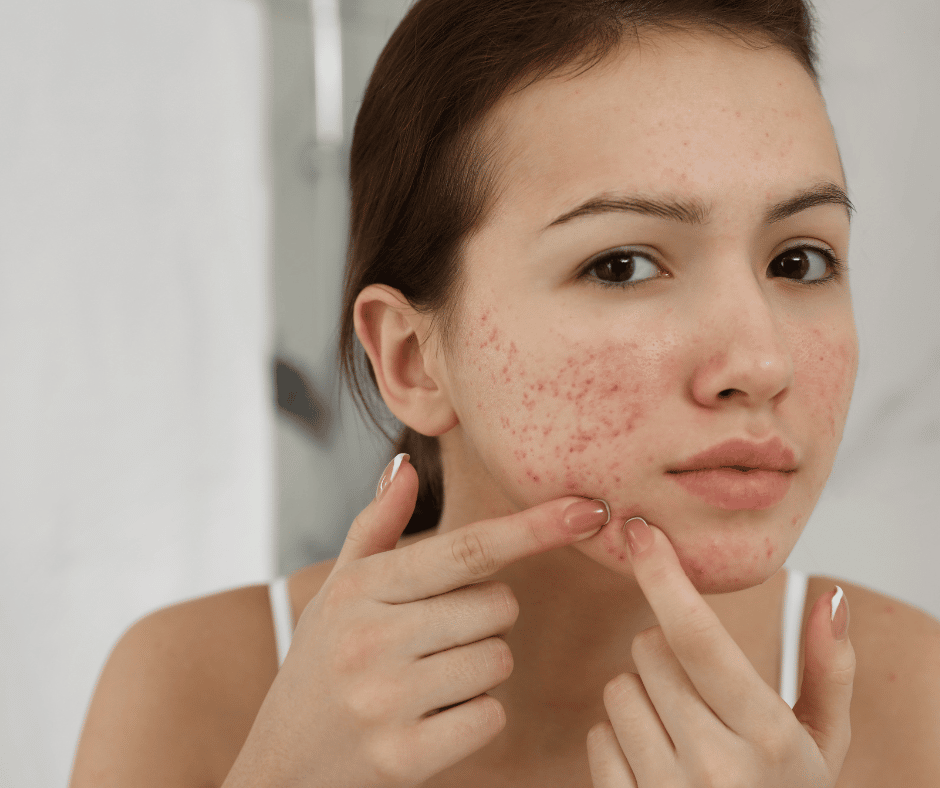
[268,567,809,708]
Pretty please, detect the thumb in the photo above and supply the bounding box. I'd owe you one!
[332,453,418,571]
[792,585,855,774]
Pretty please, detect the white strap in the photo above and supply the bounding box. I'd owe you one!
[269,576,294,668]
[779,567,808,708]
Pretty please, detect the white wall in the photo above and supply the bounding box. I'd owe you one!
[0,2,272,787]
[0,0,937,786]
[787,0,940,619]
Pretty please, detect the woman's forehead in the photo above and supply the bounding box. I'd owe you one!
[479,30,843,236]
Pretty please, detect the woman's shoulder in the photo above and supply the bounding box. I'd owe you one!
[803,573,940,786]
[71,568,333,786]
[71,532,440,787]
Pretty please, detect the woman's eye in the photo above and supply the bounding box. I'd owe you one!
[583,249,661,288]
[767,246,838,283]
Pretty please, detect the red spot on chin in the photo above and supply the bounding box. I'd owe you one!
[884,604,895,614]
[887,672,897,683]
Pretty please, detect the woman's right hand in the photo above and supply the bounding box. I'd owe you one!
[223,454,609,788]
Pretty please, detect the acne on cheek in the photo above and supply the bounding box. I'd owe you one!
[462,308,667,497]
[514,347,662,494]
[792,325,857,442]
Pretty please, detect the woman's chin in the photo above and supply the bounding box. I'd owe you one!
[571,514,789,595]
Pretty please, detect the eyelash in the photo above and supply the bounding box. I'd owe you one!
[579,245,847,290]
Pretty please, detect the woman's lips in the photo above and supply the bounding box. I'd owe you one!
[668,468,794,509]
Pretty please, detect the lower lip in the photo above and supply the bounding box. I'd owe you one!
[669,469,793,510]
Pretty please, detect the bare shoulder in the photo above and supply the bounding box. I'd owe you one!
[805,575,940,786]
[70,527,440,787]
[70,574,324,788]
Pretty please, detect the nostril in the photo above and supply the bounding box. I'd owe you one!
[718,389,736,399]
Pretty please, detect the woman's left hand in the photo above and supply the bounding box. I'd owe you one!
[587,518,855,788]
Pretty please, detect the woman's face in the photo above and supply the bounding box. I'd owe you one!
[435,31,858,594]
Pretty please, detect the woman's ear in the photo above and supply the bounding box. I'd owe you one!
[353,284,459,437]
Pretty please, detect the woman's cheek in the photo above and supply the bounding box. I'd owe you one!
[791,323,858,479]
[459,310,673,506]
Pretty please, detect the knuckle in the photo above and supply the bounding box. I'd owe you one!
[604,672,639,705]
[668,611,716,657]
[830,650,857,688]
[451,529,500,579]
[485,636,514,679]
[693,749,753,788]
[694,760,731,788]
[367,731,414,786]
[332,621,388,675]
[759,728,796,767]
[322,567,365,611]
[478,693,507,734]
[486,581,519,626]
[345,677,398,725]
[586,720,613,754]
[459,694,507,739]
[631,625,667,661]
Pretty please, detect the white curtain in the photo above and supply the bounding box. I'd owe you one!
[0,1,272,786]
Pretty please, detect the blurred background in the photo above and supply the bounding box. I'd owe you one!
[0,0,937,785]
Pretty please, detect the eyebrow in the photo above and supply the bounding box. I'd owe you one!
[543,181,854,230]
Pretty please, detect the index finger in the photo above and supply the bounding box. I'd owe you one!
[626,518,780,730]
[367,497,610,604]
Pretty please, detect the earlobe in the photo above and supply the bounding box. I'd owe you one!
[353,284,458,437]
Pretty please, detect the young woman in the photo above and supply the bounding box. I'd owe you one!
[70,1,940,786]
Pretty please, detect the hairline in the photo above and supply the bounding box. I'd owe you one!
[433,25,821,357]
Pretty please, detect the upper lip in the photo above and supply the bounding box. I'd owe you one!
[669,437,798,473]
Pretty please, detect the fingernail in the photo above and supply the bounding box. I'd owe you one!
[830,585,849,640]
[376,453,409,500]
[564,498,610,540]
[624,517,653,556]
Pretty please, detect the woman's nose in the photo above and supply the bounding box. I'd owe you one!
[689,279,794,409]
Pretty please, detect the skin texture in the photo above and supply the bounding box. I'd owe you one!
[357,29,860,777]
[431,32,857,596]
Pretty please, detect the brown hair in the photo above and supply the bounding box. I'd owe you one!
[339,0,819,534]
